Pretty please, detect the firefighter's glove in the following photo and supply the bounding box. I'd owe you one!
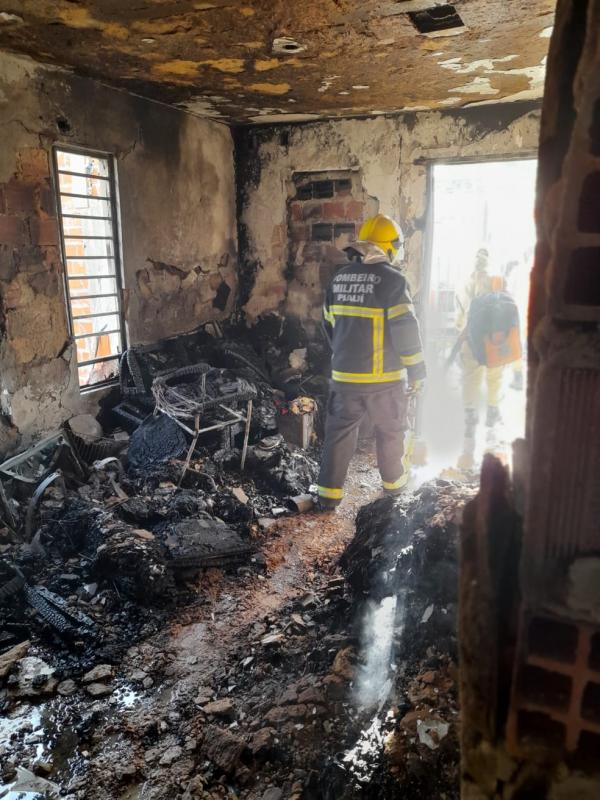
[406,379,425,397]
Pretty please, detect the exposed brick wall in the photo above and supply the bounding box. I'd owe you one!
[284,170,376,330]
[524,0,600,591]
[0,150,57,249]
[514,3,600,785]
[461,3,600,797]
[508,613,600,767]
[288,176,366,248]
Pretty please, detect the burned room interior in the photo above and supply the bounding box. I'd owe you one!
[0,0,599,798]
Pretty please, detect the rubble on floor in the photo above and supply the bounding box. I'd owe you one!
[1,319,474,798]
[331,479,476,798]
[342,479,474,660]
[0,322,320,692]
[1,469,473,799]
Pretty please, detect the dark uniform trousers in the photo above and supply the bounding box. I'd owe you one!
[318,383,409,502]
[318,252,425,504]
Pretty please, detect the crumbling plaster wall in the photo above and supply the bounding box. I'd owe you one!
[237,101,541,324]
[0,50,236,457]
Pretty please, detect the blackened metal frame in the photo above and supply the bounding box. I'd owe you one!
[160,397,254,485]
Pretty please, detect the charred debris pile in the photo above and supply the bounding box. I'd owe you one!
[0,316,323,677]
[102,480,472,800]
[0,479,474,800]
[199,479,474,800]
[318,480,476,799]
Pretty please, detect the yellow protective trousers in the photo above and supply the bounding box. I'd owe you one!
[461,342,504,410]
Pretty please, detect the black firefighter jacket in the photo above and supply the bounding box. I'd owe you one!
[323,247,426,391]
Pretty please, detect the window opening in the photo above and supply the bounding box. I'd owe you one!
[53,147,126,390]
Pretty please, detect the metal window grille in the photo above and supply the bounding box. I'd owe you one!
[53,146,126,391]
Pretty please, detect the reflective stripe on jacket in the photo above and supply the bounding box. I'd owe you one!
[323,250,426,387]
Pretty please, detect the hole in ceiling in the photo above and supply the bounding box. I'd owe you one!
[408,4,465,35]
[272,37,306,55]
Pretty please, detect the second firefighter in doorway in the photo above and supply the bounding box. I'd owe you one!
[317,214,426,510]
[455,248,522,469]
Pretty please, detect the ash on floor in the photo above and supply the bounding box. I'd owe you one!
[1,464,475,800]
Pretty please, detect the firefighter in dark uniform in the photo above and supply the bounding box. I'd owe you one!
[317,214,426,510]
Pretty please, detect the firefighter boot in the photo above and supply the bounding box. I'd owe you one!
[316,498,340,513]
[510,369,524,391]
[458,408,478,470]
[485,405,502,449]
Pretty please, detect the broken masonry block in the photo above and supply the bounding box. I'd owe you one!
[0,215,28,246]
[28,216,59,247]
[200,724,251,775]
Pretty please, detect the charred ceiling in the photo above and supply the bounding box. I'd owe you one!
[0,0,555,124]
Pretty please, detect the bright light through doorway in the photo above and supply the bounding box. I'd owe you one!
[417,158,537,479]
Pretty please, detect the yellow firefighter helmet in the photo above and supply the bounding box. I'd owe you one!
[358,214,404,261]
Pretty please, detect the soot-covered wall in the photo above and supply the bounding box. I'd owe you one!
[236,102,541,331]
[0,51,236,457]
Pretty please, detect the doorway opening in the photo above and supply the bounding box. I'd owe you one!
[419,158,537,476]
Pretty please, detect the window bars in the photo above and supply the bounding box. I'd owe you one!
[53,147,126,390]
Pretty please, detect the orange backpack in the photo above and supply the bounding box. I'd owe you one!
[467,288,522,368]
